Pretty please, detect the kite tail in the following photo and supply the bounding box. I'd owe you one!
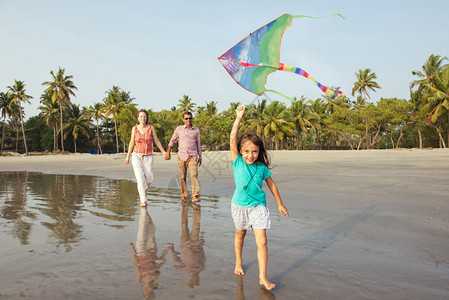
[292,13,345,20]
[279,63,345,97]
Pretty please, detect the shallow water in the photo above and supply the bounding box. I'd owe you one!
[0,171,311,299]
[1,170,448,300]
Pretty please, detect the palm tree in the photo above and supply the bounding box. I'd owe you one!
[351,69,381,101]
[8,101,22,152]
[352,95,366,110]
[408,91,425,149]
[351,68,381,149]
[42,68,78,152]
[421,66,449,146]
[86,102,105,154]
[262,101,294,150]
[206,100,218,116]
[102,86,134,153]
[1,91,14,151]
[246,99,267,140]
[288,96,319,150]
[39,92,60,151]
[411,54,448,95]
[63,103,90,153]
[7,80,33,154]
[177,95,196,112]
[308,98,326,147]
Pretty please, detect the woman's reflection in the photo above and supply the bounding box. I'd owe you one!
[172,202,206,288]
[130,207,171,299]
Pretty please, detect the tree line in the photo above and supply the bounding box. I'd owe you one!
[1,54,448,155]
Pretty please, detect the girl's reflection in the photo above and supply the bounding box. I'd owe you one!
[130,207,171,299]
[172,202,206,288]
[236,275,277,300]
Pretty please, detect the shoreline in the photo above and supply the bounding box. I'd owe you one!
[2,148,449,198]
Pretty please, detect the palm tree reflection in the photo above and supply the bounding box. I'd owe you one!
[0,171,35,244]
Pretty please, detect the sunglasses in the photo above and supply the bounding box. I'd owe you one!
[184,117,193,120]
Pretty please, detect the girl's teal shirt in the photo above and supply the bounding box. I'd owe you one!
[231,154,272,207]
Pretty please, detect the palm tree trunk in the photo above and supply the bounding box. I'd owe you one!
[74,139,77,153]
[1,118,6,151]
[53,125,56,151]
[114,120,119,153]
[396,128,404,148]
[18,104,28,155]
[96,120,102,154]
[390,135,395,148]
[364,94,369,150]
[417,126,423,149]
[15,124,19,152]
[60,103,64,152]
[296,125,300,150]
[437,131,446,148]
[447,110,449,147]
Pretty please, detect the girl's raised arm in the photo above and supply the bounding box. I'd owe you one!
[230,105,245,163]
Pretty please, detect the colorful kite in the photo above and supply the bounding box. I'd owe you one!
[218,13,345,102]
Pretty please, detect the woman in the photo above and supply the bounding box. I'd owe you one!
[126,109,166,207]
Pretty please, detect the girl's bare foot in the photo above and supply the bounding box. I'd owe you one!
[234,265,245,275]
[140,202,147,207]
[259,278,276,290]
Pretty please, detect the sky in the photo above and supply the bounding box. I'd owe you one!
[1,0,448,120]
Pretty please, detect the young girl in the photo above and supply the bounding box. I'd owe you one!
[126,109,166,207]
[230,105,289,290]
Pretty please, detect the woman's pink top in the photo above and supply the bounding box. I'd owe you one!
[133,125,153,155]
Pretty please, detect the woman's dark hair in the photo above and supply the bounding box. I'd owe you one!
[237,131,271,167]
[138,109,149,124]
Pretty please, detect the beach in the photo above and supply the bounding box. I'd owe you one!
[1,149,449,299]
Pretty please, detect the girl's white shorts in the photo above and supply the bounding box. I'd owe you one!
[231,203,271,231]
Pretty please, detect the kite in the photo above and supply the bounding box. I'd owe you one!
[218,13,345,102]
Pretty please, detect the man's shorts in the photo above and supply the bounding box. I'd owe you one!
[231,203,271,231]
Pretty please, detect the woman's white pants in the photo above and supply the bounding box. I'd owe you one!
[132,153,154,203]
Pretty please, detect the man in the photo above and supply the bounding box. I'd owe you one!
[165,112,202,202]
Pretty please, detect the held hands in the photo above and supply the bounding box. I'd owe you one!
[164,152,171,160]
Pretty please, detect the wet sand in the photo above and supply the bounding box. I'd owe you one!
[1,149,449,299]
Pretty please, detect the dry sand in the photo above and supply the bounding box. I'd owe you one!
[1,149,449,299]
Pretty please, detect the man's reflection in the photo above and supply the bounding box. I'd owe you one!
[236,274,276,300]
[130,207,171,299]
[172,202,206,288]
